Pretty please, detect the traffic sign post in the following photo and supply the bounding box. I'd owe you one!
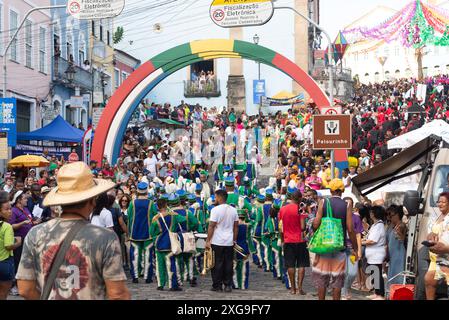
[210,0,274,28]
[312,115,352,150]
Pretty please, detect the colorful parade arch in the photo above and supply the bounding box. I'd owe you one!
[91,39,331,164]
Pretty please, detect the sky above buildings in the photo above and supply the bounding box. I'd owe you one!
[116,0,448,60]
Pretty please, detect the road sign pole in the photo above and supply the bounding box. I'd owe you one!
[274,5,336,178]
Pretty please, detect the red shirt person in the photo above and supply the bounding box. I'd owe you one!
[278,190,309,295]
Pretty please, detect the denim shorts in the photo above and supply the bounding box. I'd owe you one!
[0,256,15,281]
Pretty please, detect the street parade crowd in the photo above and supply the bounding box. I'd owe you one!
[1,75,449,300]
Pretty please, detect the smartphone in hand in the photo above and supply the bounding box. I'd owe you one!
[422,241,436,247]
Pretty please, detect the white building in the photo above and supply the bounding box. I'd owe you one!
[342,1,449,84]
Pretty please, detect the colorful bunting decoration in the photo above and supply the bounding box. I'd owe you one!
[343,0,449,48]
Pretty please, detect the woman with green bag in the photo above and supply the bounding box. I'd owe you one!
[311,179,359,300]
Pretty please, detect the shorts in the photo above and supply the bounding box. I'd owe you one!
[311,251,346,289]
[0,256,15,281]
[283,242,310,269]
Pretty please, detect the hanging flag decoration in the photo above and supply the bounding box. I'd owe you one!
[343,0,449,48]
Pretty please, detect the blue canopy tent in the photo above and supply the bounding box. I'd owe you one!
[17,115,84,143]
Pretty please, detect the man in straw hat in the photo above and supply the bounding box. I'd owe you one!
[311,178,358,301]
[16,162,130,300]
[127,181,157,284]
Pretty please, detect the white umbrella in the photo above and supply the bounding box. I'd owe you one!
[388,120,449,150]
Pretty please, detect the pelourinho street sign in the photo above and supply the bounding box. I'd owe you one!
[67,0,125,20]
[210,0,274,28]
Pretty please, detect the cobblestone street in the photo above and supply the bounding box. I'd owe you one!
[126,265,369,300]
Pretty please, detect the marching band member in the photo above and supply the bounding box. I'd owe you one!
[261,188,275,273]
[224,176,239,207]
[150,196,186,291]
[266,199,283,280]
[233,210,251,290]
[127,182,157,283]
[174,190,200,287]
[252,194,267,269]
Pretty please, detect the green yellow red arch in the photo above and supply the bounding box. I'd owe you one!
[91,39,330,164]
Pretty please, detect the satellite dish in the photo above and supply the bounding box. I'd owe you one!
[153,23,163,33]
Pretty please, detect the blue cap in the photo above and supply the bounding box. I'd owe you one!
[266,188,274,196]
[224,176,235,186]
[137,182,148,192]
[223,165,232,172]
[176,189,187,199]
[273,199,282,209]
[160,193,169,200]
[168,194,180,206]
[195,184,203,191]
[257,194,266,202]
[287,186,297,195]
[187,193,196,203]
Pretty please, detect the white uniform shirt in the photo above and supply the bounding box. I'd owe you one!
[210,204,238,246]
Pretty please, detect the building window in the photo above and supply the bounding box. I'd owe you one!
[9,10,18,62]
[99,20,103,42]
[91,20,95,37]
[374,72,380,83]
[78,34,86,67]
[395,70,401,78]
[39,27,46,73]
[107,30,111,46]
[121,71,127,83]
[25,20,32,68]
[53,21,61,57]
[114,69,120,88]
[354,52,358,61]
[422,67,428,77]
[67,32,73,62]
[434,65,440,76]
[385,71,390,80]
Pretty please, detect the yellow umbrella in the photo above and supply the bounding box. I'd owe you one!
[271,90,297,100]
[8,154,50,168]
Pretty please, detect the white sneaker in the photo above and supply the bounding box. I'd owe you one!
[10,286,19,296]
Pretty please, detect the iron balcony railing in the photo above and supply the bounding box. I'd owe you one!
[312,66,353,82]
[53,56,93,91]
[184,79,221,98]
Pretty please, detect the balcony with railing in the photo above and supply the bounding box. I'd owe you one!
[53,56,93,91]
[184,79,221,98]
[312,66,353,82]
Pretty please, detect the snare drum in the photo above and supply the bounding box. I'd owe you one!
[194,233,207,250]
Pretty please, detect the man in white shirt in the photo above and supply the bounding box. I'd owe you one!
[143,148,158,178]
[206,189,239,293]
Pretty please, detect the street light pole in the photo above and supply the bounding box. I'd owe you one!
[274,6,336,178]
[253,34,261,80]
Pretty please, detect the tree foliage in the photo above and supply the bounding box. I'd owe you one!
[113,26,124,44]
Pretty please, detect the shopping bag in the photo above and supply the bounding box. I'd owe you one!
[181,231,197,254]
[308,199,345,254]
[161,215,183,255]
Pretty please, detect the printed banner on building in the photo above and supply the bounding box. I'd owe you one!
[260,93,305,107]
[0,98,17,147]
[12,143,81,160]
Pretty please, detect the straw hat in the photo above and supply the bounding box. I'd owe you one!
[43,161,116,206]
